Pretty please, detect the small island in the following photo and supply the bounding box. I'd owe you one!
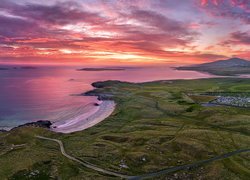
[0,67,37,70]
[20,66,37,69]
[0,67,9,70]
[77,68,125,71]
[176,58,250,76]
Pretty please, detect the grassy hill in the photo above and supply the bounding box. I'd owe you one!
[0,78,250,179]
[176,58,250,76]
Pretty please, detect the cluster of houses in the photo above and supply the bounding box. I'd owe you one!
[191,92,250,108]
[211,96,250,108]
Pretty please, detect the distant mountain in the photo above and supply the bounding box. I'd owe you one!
[176,58,250,76]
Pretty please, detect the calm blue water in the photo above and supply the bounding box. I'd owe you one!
[0,65,214,130]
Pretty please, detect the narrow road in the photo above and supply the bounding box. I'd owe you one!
[36,135,250,179]
[132,148,250,180]
[36,135,134,179]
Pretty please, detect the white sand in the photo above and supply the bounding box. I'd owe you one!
[51,100,115,133]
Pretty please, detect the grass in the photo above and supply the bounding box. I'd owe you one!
[188,94,217,103]
[0,78,250,179]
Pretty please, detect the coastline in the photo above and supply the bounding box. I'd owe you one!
[0,81,116,134]
[0,100,116,134]
[2,77,249,134]
[51,100,115,133]
[1,78,250,179]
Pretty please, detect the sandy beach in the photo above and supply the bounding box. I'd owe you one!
[51,100,115,133]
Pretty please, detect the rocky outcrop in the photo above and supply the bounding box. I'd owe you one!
[14,120,52,129]
[84,91,114,100]
[91,80,123,88]
[83,81,122,100]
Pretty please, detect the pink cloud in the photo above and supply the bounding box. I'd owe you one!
[0,0,249,64]
[221,31,250,45]
[199,0,250,24]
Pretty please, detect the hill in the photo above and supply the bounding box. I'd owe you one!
[176,58,250,76]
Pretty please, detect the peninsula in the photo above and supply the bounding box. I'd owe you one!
[176,58,250,76]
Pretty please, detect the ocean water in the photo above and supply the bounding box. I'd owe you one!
[0,65,215,130]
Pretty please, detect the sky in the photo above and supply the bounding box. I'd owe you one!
[0,0,249,65]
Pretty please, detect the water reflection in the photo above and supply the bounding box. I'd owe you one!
[0,66,215,129]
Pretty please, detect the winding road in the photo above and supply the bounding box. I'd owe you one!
[36,135,134,179]
[36,135,250,179]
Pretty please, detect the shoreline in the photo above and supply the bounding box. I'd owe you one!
[51,100,115,133]
[0,100,116,134]
[0,82,116,134]
[1,78,249,134]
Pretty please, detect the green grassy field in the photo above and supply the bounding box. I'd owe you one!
[0,78,250,179]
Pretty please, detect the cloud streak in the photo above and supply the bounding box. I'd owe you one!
[0,0,249,64]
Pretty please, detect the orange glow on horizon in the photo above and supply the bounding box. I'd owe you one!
[0,0,249,65]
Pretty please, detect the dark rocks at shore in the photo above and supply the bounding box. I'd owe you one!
[91,80,123,88]
[84,91,114,100]
[14,120,52,129]
[97,94,114,100]
[0,129,7,132]
[83,81,119,100]
[91,82,105,88]
[83,90,99,97]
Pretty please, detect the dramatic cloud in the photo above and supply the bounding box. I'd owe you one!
[0,15,38,37]
[21,3,106,26]
[228,31,250,45]
[200,0,250,24]
[0,0,249,64]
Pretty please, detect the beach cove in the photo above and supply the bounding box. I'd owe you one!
[0,65,215,132]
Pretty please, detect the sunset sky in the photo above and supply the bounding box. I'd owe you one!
[0,0,249,65]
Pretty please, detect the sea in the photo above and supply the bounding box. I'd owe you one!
[0,65,215,130]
